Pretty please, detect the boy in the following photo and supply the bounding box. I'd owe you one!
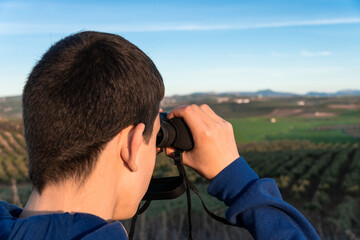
[0,31,319,239]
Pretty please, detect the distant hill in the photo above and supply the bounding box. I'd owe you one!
[306,89,360,97]
[237,89,298,97]
[212,89,360,97]
[1,89,359,119]
[171,89,360,98]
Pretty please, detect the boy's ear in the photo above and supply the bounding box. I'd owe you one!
[121,123,145,172]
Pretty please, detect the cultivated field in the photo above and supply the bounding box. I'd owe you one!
[0,95,359,239]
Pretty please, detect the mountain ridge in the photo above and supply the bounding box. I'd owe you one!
[173,89,360,97]
[2,89,360,99]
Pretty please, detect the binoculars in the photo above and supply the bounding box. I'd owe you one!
[156,112,194,151]
[143,112,194,200]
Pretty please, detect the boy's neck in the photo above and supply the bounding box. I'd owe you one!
[18,129,146,221]
[19,147,123,221]
[19,179,118,221]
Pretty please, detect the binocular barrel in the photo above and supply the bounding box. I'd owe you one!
[156,112,194,151]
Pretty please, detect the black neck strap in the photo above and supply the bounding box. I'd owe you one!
[128,150,236,240]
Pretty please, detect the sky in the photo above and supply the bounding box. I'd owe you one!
[0,0,360,97]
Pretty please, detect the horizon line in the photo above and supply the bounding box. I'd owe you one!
[2,88,359,99]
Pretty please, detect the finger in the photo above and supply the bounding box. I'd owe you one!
[156,147,163,155]
[167,105,193,119]
[167,105,208,135]
[190,104,219,127]
[199,104,226,123]
[168,104,217,130]
[165,146,176,158]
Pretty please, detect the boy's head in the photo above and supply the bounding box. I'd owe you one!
[23,31,164,193]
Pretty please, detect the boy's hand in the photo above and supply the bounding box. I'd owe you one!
[166,104,239,180]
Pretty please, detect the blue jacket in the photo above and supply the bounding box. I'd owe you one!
[0,157,320,239]
[208,157,320,240]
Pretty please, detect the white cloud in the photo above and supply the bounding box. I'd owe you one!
[301,50,332,57]
[1,17,360,34]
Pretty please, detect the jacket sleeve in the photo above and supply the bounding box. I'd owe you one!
[207,157,320,240]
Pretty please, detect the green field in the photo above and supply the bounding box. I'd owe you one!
[230,111,360,144]
[1,95,360,239]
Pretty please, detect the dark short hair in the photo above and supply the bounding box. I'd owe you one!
[23,31,164,193]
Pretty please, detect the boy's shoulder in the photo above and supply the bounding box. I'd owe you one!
[0,201,128,240]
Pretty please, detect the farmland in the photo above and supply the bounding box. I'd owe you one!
[0,94,360,239]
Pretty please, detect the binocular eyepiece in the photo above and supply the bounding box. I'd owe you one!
[144,112,194,201]
[156,112,194,151]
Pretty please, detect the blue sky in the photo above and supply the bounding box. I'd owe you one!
[0,0,359,97]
